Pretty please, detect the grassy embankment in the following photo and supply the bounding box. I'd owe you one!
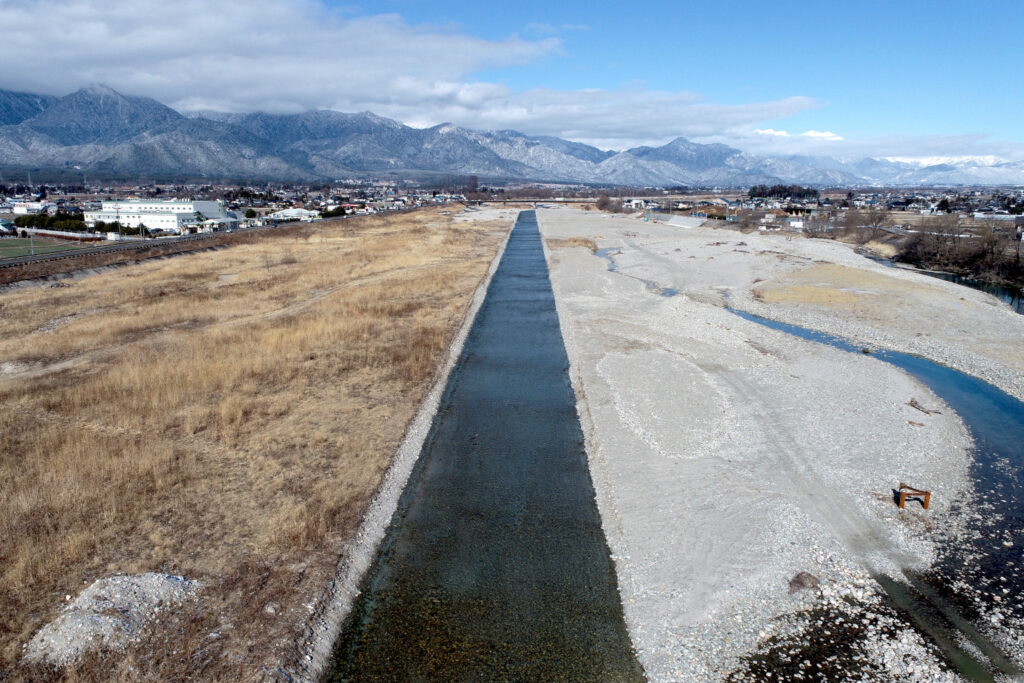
[0,208,506,679]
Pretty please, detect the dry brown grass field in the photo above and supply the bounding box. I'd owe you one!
[544,237,598,252]
[0,208,507,679]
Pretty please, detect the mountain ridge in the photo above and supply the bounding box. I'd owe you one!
[2,85,1023,186]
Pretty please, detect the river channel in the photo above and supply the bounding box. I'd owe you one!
[858,250,1024,315]
[732,310,1024,680]
[327,211,642,680]
[593,238,1022,678]
[920,270,1024,315]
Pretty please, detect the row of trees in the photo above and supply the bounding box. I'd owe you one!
[798,208,1022,284]
[13,212,87,232]
[10,212,152,236]
[0,184,35,196]
[0,184,93,197]
[800,208,892,238]
[748,184,819,200]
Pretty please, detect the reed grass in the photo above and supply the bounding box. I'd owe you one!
[0,208,506,678]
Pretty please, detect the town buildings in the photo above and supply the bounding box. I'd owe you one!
[83,199,233,233]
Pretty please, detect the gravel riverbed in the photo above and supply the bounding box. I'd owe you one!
[539,207,1024,681]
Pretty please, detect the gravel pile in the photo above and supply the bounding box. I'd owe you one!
[24,573,200,668]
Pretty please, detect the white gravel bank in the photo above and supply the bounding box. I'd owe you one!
[538,207,1009,680]
[25,573,200,668]
[606,213,1024,401]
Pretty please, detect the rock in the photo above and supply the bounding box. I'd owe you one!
[788,571,821,594]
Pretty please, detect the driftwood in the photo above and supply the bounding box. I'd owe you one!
[908,398,941,415]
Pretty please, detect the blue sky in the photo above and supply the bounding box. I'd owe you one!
[347,0,1023,150]
[1,0,1021,159]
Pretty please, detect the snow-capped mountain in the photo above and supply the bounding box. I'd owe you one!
[1,85,1022,187]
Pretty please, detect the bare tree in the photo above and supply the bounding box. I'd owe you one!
[595,195,623,213]
[802,214,831,238]
[737,210,762,232]
[862,207,891,232]
[976,221,1002,265]
[837,209,888,243]
[932,213,963,259]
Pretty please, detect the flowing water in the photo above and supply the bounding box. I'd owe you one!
[731,309,1024,680]
[589,240,1023,677]
[328,211,642,680]
[920,270,1024,315]
[860,251,1024,315]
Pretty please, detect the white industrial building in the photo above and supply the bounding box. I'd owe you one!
[12,201,55,215]
[83,199,234,233]
[266,208,320,222]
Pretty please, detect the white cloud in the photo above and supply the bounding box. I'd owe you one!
[523,22,590,35]
[801,130,843,141]
[394,89,820,150]
[706,129,1024,161]
[882,155,1004,166]
[524,22,558,36]
[754,128,843,142]
[0,0,559,114]
[0,0,822,150]
[2,0,1016,159]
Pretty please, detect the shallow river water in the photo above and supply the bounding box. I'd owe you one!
[921,271,1024,315]
[732,309,1024,681]
[327,212,642,680]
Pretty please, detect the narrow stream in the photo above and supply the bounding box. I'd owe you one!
[731,309,1024,680]
[327,212,642,680]
[596,248,679,297]
[859,251,1024,315]
[592,243,1022,677]
[919,271,1024,315]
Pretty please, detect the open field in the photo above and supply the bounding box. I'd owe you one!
[0,207,509,679]
[0,229,289,286]
[540,207,1024,680]
[0,238,89,259]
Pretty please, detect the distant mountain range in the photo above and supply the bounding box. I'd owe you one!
[2,84,1023,187]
